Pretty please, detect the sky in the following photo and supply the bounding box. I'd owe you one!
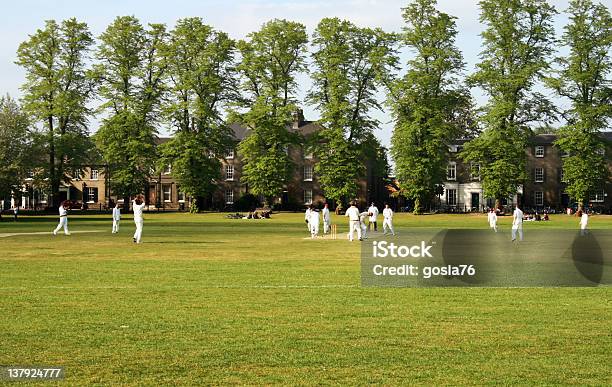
[1,0,577,149]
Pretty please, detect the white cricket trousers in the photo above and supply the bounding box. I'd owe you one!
[54,217,69,235]
[112,219,120,233]
[512,224,523,241]
[361,223,368,239]
[348,220,361,241]
[323,220,330,234]
[134,219,143,243]
[383,218,394,235]
[311,222,319,238]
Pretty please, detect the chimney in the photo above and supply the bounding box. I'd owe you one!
[292,108,304,129]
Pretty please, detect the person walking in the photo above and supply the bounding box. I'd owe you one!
[132,195,145,244]
[511,204,524,242]
[53,201,71,236]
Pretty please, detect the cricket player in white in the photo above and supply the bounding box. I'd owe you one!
[487,209,498,232]
[345,202,362,241]
[579,210,589,236]
[382,204,395,236]
[322,203,331,234]
[53,201,70,235]
[359,212,370,240]
[310,209,320,238]
[112,203,121,233]
[511,205,524,242]
[305,206,312,232]
[368,203,379,231]
[132,195,145,244]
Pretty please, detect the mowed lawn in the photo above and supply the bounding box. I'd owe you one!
[0,212,610,385]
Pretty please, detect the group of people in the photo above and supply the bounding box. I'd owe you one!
[487,204,589,242]
[305,202,395,241]
[53,195,146,244]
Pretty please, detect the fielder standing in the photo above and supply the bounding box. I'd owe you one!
[310,209,320,239]
[345,201,362,242]
[322,203,331,234]
[382,203,395,236]
[112,202,121,234]
[305,206,312,232]
[368,203,379,231]
[579,209,589,236]
[511,204,524,242]
[488,208,498,232]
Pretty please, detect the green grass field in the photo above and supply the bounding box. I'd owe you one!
[0,212,610,385]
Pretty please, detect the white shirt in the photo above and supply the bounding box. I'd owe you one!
[59,206,67,217]
[383,208,393,220]
[580,213,588,228]
[310,211,320,224]
[368,206,379,221]
[488,212,497,225]
[322,207,330,222]
[513,208,523,226]
[345,206,360,221]
[305,208,312,222]
[133,201,145,221]
[112,207,121,220]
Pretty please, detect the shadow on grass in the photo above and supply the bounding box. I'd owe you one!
[144,241,225,245]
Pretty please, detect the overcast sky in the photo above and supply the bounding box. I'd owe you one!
[1,0,576,147]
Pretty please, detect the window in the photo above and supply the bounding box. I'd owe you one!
[225,148,235,159]
[163,164,172,174]
[535,146,545,158]
[85,187,98,203]
[535,168,544,183]
[447,162,457,181]
[225,189,234,204]
[596,147,605,156]
[449,145,458,153]
[177,187,186,203]
[535,191,544,206]
[225,165,234,181]
[91,169,99,180]
[470,163,481,181]
[303,165,313,181]
[304,189,313,205]
[590,189,605,203]
[163,184,172,202]
[26,170,34,179]
[73,168,82,180]
[560,168,565,183]
[561,150,570,157]
[446,189,457,206]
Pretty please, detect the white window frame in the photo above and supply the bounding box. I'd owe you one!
[446,189,457,206]
[163,164,172,175]
[225,165,234,181]
[73,168,82,180]
[86,187,96,203]
[90,169,99,180]
[447,162,457,181]
[304,189,313,205]
[535,168,544,183]
[303,165,313,182]
[470,162,481,181]
[535,191,544,206]
[535,146,545,158]
[225,148,235,159]
[225,189,234,205]
[589,189,605,203]
[163,184,172,202]
[177,187,186,203]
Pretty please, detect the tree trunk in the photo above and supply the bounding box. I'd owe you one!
[48,115,58,209]
[413,197,422,215]
[495,198,501,212]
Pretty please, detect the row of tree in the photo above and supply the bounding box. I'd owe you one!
[2,0,610,212]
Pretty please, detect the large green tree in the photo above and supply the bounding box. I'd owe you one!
[389,0,471,213]
[547,0,611,209]
[462,0,558,208]
[16,18,95,207]
[235,19,308,204]
[0,96,32,204]
[159,17,237,212]
[308,17,397,206]
[94,16,167,206]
